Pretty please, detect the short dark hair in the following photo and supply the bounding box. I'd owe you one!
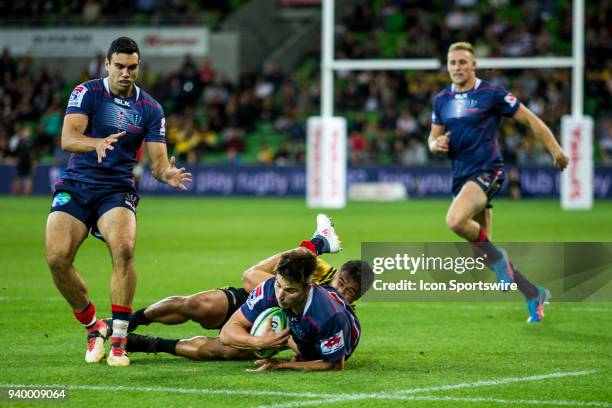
[275,251,316,286]
[107,37,140,61]
[340,260,374,296]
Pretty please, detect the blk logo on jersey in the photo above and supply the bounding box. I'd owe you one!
[320,330,345,355]
[68,86,87,108]
[114,97,131,107]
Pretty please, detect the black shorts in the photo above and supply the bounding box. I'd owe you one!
[204,286,249,330]
[452,169,505,209]
[49,180,139,241]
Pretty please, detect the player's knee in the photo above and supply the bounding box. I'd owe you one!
[446,213,465,233]
[112,242,135,264]
[186,294,215,317]
[46,248,72,273]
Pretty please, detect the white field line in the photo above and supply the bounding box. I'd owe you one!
[257,370,597,408]
[0,383,332,399]
[1,296,611,313]
[0,371,600,407]
[262,395,611,408]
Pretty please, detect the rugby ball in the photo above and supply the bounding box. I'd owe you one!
[250,307,289,358]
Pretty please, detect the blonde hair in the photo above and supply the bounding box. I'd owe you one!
[448,42,476,57]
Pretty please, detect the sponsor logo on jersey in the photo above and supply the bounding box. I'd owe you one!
[68,86,87,108]
[320,330,345,355]
[160,117,166,136]
[504,93,518,107]
[246,282,265,309]
[114,97,131,107]
[52,192,71,207]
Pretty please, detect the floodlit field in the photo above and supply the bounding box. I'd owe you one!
[1,197,611,407]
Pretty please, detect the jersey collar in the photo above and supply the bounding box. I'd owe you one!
[302,285,314,315]
[451,77,482,93]
[103,77,141,100]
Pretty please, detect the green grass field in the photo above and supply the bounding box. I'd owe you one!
[1,197,611,407]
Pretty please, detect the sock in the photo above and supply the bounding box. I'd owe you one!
[128,307,151,333]
[512,267,539,299]
[469,228,502,263]
[111,304,132,339]
[299,240,318,255]
[157,338,179,355]
[73,302,97,329]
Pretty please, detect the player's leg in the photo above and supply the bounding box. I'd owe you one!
[126,333,253,361]
[451,180,546,321]
[129,289,231,331]
[46,211,110,362]
[447,181,516,285]
[97,207,137,366]
[473,208,492,239]
[446,181,488,241]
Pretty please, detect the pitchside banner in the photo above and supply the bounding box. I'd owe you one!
[561,115,594,210]
[361,243,612,302]
[0,28,209,58]
[3,165,612,197]
[306,117,347,208]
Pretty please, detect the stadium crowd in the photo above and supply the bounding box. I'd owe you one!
[1,0,611,170]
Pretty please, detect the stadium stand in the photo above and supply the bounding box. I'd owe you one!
[0,0,610,167]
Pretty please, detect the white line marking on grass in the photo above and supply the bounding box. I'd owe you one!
[257,370,597,408]
[0,383,332,399]
[262,395,611,408]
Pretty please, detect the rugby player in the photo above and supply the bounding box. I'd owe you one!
[126,214,359,333]
[220,250,361,371]
[45,37,192,367]
[428,42,569,322]
[124,215,373,364]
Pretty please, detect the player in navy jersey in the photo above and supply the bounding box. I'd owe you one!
[428,42,569,322]
[219,250,360,371]
[45,37,192,367]
[123,216,373,366]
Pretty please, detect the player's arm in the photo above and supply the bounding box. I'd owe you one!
[145,142,192,190]
[513,104,569,170]
[61,113,126,163]
[242,248,311,292]
[219,309,289,350]
[249,356,344,372]
[428,124,450,154]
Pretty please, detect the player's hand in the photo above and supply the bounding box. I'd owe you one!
[255,321,290,350]
[553,149,570,171]
[96,131,125,163]
[430,131,450,154]
[246,358,283,372]
[162,156,193,191]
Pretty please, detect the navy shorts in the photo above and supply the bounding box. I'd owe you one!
[49,180,139,240]
[452,169,505,209]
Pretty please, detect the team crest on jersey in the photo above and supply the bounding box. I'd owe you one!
[68,86,87,108]
[504,93,518,107]
[52,192,71,207]
[320,330,345,355]
[246,282,265,309]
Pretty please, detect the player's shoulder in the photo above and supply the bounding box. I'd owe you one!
[73,78,105,92]
[434,85,453,101]
[474,79,506,94]
[312,285,348,320]
[137,87,163,111]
